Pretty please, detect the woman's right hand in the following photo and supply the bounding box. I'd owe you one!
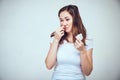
[54,26,65,42]
[46,26,64,70]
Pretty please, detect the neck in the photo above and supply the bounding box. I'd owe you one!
[66,32,73,43]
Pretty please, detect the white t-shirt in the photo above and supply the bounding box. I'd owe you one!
[50,36,93,80]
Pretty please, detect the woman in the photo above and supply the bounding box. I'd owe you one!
[45,4,93,80]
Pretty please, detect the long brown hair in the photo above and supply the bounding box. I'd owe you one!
[51,5,87,45]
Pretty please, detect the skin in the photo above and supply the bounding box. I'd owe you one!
[45,10,93,76]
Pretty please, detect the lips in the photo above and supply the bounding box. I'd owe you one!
[63,26,66,30]
[64,25,69,30]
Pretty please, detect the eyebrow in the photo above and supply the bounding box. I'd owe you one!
[59,16,69,19]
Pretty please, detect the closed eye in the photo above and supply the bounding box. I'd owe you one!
[60,19,63,22]
[66,19,70,21]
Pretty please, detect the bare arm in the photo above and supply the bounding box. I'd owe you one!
[80,48,93,76]
[45,26,65,70]
[45,39,59,70]
[74,38,93,76]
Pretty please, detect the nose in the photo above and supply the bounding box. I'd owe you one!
[61,21,67,27]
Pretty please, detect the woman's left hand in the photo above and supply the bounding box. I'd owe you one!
[74,37,85,53]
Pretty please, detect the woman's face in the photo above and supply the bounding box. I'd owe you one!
[59,10,73,33]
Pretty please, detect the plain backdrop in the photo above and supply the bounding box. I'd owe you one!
[0,0,120,80]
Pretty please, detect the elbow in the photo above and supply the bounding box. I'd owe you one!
[84,67,93,76]
[85,71,91,76]
[46,64,53,70]
[82,65,93,76]
[45,60,53,70]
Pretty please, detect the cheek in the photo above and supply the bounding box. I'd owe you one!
[68,21,73,27]
[67,23,72,31]
[69,25,73,31]
[60,22,63,26]
[69,19,73,25]
[69,22,73,30]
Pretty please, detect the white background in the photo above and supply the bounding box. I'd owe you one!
[0,0,120,80]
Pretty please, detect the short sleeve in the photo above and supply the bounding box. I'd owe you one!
[49,37,54,44]
[85,35,93,50]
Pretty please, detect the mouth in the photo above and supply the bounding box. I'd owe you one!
[64,25,69,30]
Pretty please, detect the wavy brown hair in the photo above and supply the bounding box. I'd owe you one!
[51,5,87,45]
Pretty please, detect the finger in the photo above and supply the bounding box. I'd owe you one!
[76,39,84,47]
[74,45,78,49]
[75,40,81,46]
[76,37,81,43]
[61,31,64,34]
[74,42,79,49]
[61,33,64,36]
[60,32,64,35]
[74,42,77,48]
[59,30,64,36]
[60,29,64,32]
[60,29,64,34]
[61,25,66,30]
[76,40,82,47]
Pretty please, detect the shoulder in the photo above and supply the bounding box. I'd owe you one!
[85,34,94,50]
[49,37,54,44]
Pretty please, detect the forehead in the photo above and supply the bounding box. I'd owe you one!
[59,11,72,19]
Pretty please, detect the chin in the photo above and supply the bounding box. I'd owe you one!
[65,29,71,33]
[65,31,70,33]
